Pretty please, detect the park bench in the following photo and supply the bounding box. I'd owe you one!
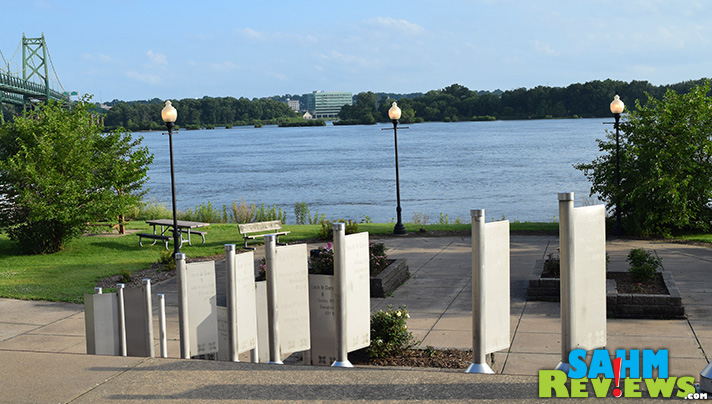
[137,233,172,250]
[238,220,290,250]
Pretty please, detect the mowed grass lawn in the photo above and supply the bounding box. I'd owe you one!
[0,221,558,303]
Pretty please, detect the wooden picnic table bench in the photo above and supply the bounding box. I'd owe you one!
[238,220,290,250]
[137,219,209,250]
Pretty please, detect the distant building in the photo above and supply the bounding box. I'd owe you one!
[306,91,352,118]
[302,111,313,120]
[287,99,300,112]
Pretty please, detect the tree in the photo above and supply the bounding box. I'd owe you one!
[576,83,712,236]
[0,100,153,254]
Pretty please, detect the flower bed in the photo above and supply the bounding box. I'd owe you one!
[307,242,409,298]
[526,259,685,319]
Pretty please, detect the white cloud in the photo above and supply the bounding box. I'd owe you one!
[533,40,557,56]
[209,61,240,72]
[125,70,161,84]
[240,27,265,40]
[146,50,167,66]
[315,50,375,69]
[80,53,113,62]
[363,17,425,35]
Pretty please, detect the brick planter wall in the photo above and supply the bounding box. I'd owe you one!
[370,259,409,298]
[526,260,685,319]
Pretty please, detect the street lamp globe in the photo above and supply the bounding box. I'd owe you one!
[161,100,178,124]
[388,102,401,121]
[610,94,624,115]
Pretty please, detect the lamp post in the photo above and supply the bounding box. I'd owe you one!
[609,94,625,236]
[388,102,407,235]
[161,100,180,255]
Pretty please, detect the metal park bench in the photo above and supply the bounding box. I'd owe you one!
[238,220,290,250]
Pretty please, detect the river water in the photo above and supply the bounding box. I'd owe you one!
[137,119,608,224]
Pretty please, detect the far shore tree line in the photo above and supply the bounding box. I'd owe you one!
[82,78,712,131]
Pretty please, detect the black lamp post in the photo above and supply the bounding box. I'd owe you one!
[388,102,407,235]
[609,94,625,236]
[161,100,180,255]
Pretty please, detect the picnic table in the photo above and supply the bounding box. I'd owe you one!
[137,219,209,249]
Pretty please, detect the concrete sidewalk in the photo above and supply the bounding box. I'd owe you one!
[0,235,711,403]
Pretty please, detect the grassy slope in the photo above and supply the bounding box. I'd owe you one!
[0,221,555,303]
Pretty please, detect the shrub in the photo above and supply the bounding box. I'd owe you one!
[120,270,132,284]
[626,248,662,283]
[256,258,266,281]
[369,242,389,276]
[543,248,560,277]
[132,199,173,220]
[368,305,417,359]
[294,202,309,225]
[309,244,334,275]
[158,249,176,271]
[0,100,152,254]
[308,242,387,276]
[576,83,712,237]
[318,219,359,240]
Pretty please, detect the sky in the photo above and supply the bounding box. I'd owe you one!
[3,0,710,103]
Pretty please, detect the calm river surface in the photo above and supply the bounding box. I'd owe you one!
[137,119,607,223]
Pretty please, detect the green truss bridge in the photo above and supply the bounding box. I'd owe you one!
[0,34,71,122]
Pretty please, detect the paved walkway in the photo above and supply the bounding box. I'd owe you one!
[1,235,711,403]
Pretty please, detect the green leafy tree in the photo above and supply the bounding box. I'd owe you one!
[576,83,712,236]
[0,100,153,254]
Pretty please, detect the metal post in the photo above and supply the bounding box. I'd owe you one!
[332,223,353,367]
[466,209,494,374]
[613,113,623,236]
[117,283,127,356]
[392,119,406,235]
[142,279,155,358]
[265,234,283,364]
[167,122,180,256]
[176,252,190,359]
[94,287,102,294]
[225,244,239,362]
[556,192,575,373]
[158,293,167,358]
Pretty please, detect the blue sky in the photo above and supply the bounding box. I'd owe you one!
[3,0,710,102]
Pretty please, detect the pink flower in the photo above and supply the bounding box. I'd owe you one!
[327,242,332,250]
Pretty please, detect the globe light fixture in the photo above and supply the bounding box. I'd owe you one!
[388,102,402,121]
[610,94,624,236]
[610,94,625,115]
[161,100,178,125]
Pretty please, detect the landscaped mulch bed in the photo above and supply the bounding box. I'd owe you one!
[540,261,668,295]
[349,348,473,369]
[95,254,223,290]
[607,272,668,295]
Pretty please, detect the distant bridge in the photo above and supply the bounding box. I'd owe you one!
[0,34,71,122]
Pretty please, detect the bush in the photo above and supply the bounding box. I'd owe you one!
[368,305,417,359]
[626,248,662,283]
[576,83,712,236]
[369,242,389,276]
[158,249,176,271]
[131,199,172,220]
[309,244,334,275]
[0,99,152,254]
[294,202,309,225]
[308,242,387,276]
[318,219,359,240]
